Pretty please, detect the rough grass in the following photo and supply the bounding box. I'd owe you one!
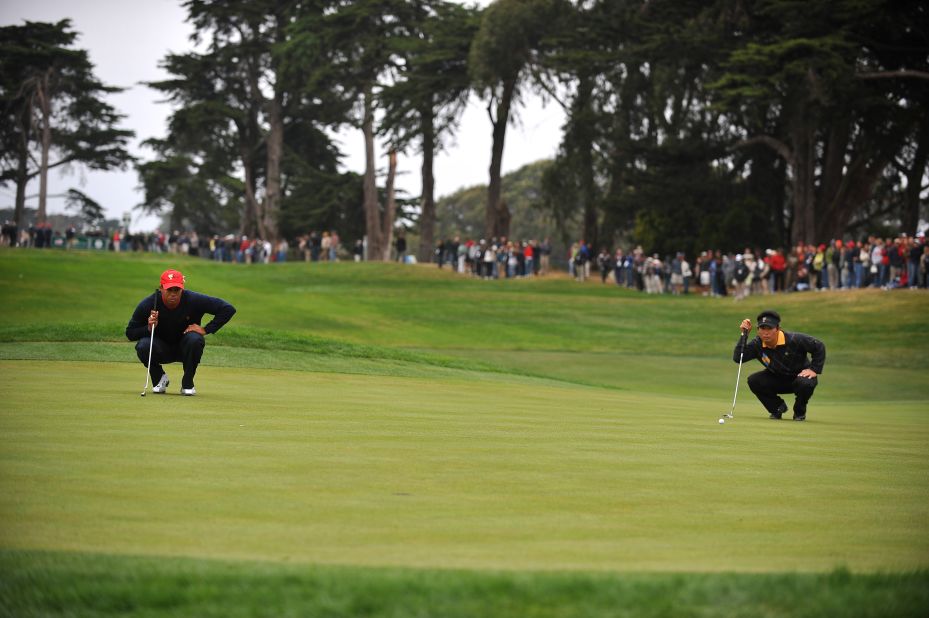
[2,551,928,618]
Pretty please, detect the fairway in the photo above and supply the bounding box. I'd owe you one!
[0,250,927,615]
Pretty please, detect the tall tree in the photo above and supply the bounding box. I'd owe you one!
[181,0,300,240]
[606,1,742,249]
[711,0,929,244]
[286,0,412,260]
[0,20,133,233]
[136,136,243,234]
[145,1,346,240]
[276,105,364,243]
[144,46,266,234]
[856,1,929,236]
[469,0,565,239]
[379,0,478,262]
[538,0,928,252]
[541,0,737,252]
[536,1,608,249]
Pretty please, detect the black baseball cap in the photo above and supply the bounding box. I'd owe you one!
[757,310,781,329]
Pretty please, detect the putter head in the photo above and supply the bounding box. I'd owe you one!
[140,392,146,397]
[724,413,733,419]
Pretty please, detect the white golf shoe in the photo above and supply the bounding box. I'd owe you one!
[152,374,169,394]
[181,387,196,396]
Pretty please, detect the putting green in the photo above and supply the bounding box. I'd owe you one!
[1,358,926,573]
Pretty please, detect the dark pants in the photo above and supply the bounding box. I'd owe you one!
[747,370,817,417]
[135,333,205,389]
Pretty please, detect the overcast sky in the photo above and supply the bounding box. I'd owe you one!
[0,0,565,232]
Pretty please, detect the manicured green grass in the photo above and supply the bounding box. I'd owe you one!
[1,249,925,369]
[1,359,927,573]
[0,249,927,616]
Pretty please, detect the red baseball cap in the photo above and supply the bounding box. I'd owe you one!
[160,269,185,289]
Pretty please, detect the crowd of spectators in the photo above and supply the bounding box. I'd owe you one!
[433,237,553,278]
[1,223,346,264]
[5,219,927,293]
[588,235,929,295]
[428,233,929,293]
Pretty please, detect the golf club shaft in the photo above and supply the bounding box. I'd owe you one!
[730,351,744,411]
[141,292,158,394]
[726,331,748,418]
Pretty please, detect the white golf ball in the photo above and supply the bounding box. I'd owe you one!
[718,418,725,424]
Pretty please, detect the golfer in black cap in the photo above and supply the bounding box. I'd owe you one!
[736,310,826,420]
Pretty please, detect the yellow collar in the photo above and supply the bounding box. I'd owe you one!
[762,330,786,349]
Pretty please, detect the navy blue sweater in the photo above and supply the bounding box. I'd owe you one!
[126,290,236,344]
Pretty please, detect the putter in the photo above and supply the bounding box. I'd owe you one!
[722,329,748,420]
[140,291,159,397]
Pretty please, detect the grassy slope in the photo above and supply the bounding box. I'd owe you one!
[0,249,928,615]
[1,249,926,393]
[0,249,924,358]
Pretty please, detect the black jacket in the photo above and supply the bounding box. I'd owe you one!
[734,330,825,378]
[126,290,236,345]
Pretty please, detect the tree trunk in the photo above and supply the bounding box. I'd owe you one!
[486,78,515,240]
[241,144,261,238]
[817,153,890,240]
[418,110,436,263]
[383,149,398,261]
[235,102,262,238]
[576,74,598,249]
[788,101,816,244]
[35,72,52,224]
[817,116,910,240]
[819,115,850,211]
[261,91,284,242]
[903,118,929,236]
[362,85,383,260]
[603,62,639,235]
[14,124,29,241]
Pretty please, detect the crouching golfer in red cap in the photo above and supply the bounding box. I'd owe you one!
[736,310,826,421]
[126,269,236,395]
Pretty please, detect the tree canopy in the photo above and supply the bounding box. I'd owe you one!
[7,1,924,256]
[0,19,133,232]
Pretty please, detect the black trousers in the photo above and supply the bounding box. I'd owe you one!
[135,333,205,389]
[747,370,818,416]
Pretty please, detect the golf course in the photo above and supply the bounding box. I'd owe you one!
[0,249,927,616]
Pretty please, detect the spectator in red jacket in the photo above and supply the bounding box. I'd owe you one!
[769,248,786,292]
